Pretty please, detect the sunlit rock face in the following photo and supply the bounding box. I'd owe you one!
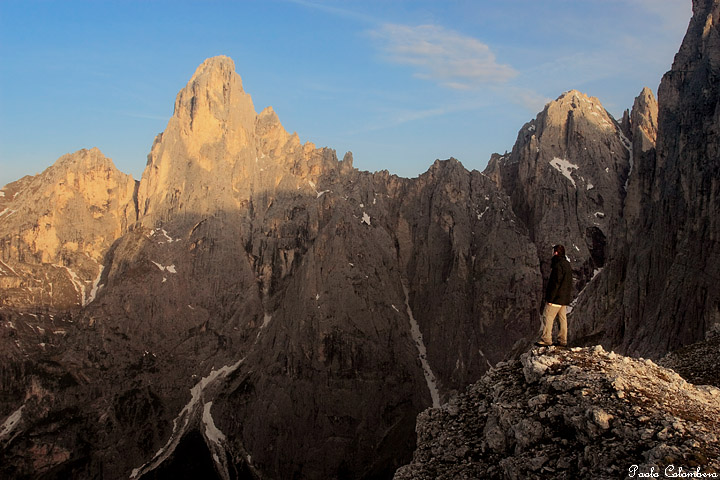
[137,55,344,228]
[571,0,720,357]
[485,90,632,292]
[0,56,540,479]
[0,148,136,309]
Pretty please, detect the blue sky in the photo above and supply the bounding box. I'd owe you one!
[0,0,691,186]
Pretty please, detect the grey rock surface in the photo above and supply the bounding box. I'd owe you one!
[485,90,631,291]
[571,0,720,357]
[395,345,720,480]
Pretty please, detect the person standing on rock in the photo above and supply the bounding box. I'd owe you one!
[536,244,573,347]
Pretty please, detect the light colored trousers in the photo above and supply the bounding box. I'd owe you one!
[540,302,567,345]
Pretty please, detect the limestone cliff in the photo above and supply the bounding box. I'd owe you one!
[0,148,136,309]
[572,0,720,356]
[485,90,631,291]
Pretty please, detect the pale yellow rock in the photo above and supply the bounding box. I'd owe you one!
[0,148,136,307]
[137,55,346,228]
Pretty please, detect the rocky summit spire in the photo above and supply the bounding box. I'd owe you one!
[136,56,346,228]
[485,89,631,290]
[137,55,258,225]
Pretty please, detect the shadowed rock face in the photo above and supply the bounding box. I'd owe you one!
[485,90,632,292]
[571,0,720,357]
[0,56,540,479]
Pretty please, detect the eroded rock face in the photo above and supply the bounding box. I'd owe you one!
[395,345,720,480]
[572,0,720,356]
[485,90,631,291]
[0,148,136,309]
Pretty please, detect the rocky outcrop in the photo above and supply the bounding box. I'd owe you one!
[572,0,720,356]
[485,90,631,292]
[0,148,136,309]
[660,328,720,389]
[395,345,720,479]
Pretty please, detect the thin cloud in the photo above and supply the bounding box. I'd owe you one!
[369,23,517,89]
[284,0,376,23]
[342,99,492,136]
[503,87,552,115]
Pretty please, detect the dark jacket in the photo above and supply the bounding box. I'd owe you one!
[545,254,573,305]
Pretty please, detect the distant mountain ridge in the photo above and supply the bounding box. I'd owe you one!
[2,0,719,476]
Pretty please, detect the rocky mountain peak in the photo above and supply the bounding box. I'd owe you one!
[630,87,658,154]
[169,54,255,146]
[137,56,334,227]
[0,148,136,309]
[485,88,631,289]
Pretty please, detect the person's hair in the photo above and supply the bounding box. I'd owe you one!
[553,244,566,257]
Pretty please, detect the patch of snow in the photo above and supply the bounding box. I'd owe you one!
[361,212,371,225]
[618,130,634,191]
[202,402,226,444]
[571,267,604,308]
[0,404,24,442]
[574,245,580,252]
[316,190,329,198]
[152,261,177,273]
[86,265,105,305]
[0,259,17,276]
[256,313,273,342]
[594,212,605,219]
[402,281,441,408]
[373,197,376,205]
[130,358,245,479]
[549,158,579,188]
[359,203,364,208]
[478,348,493,370]
[391,304,399,313]
[57,265,87,304]
[0,208,16,218]
[308,180,316,190]
[587,182,594,190]
[315,293,320,301]
[477,206,490,220]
